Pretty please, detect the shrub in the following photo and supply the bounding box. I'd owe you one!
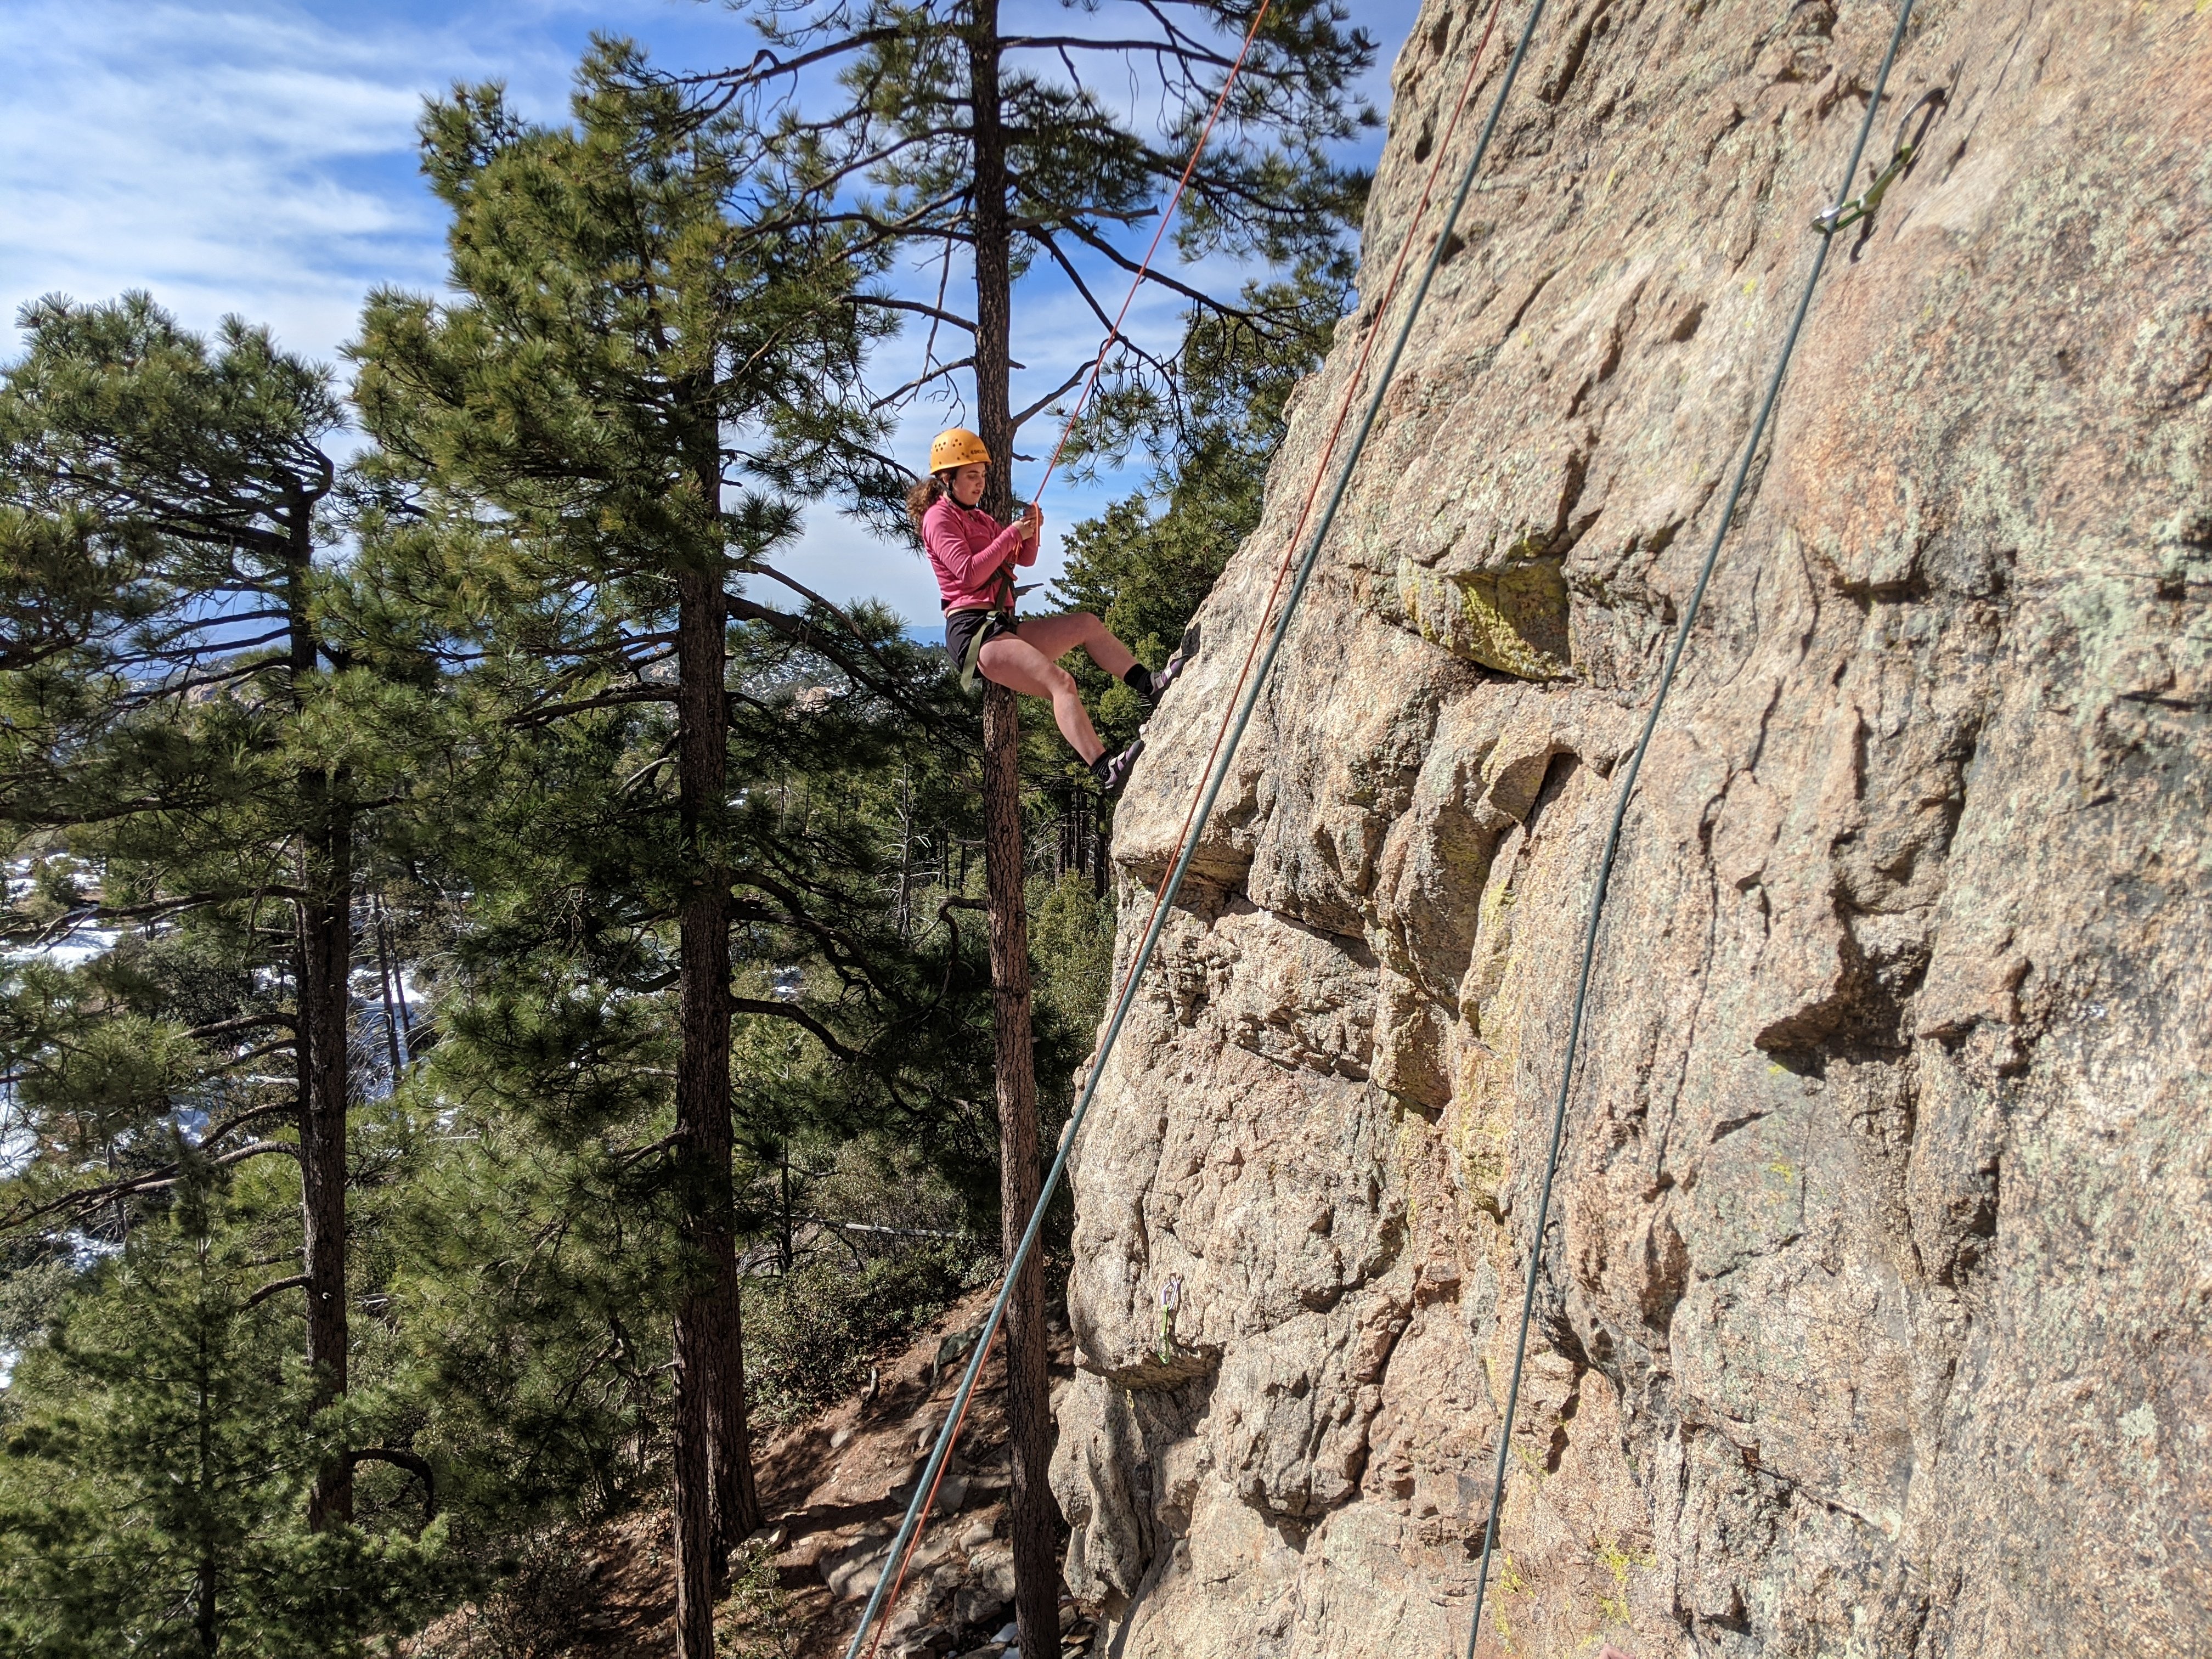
[743,1243,981,1426]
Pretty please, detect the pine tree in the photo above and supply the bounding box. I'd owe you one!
[361,656,1004,1550]
[0,294,444,1528]
[347,43,956,1652]
[0,1179,445,1658]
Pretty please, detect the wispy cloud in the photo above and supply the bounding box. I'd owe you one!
[0,0,709,360]
[0,0,1414,618]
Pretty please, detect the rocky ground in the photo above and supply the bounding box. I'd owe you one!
[1054,2,2212,1657]
[411,1284,1098,1659]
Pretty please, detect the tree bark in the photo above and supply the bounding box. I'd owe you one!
[983,682,1062,1659]
[969,5,1013,526]
[969,9,1064,1652]
[672,436,761,1655]
[288,528,353,1533]
[196,1238,220,1656]
[298,797,352,1529]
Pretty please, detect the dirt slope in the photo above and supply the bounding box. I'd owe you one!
[415,1284,1096,1659]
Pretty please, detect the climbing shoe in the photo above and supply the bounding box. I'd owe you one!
[1145,645,1191,704]
[1092,735,1146,797]
[1124,622,1198,706]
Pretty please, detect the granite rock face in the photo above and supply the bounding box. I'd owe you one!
[1048,3,2212,1656]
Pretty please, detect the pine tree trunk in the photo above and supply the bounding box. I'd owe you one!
[299,797,352,1529]
[969,11,1062,1649]
[196,1550,218,1654]
[670,478,761,1655]
[982,684,1062,1658]
[288,529,353,1533]
[196,1238,219,1656]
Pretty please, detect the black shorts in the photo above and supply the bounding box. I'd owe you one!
[944,607,1018,675]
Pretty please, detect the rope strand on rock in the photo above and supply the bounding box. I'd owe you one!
[836,2,1539,1654]
[1458,5,1923,1654]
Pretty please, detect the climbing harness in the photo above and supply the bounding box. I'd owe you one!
[1461,7,1929,1656]
[839,0,1532,1651]
[947,606,1017,695]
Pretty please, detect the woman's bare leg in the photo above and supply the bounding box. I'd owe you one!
[1014,611,1137,680]
[977,633,1105,762]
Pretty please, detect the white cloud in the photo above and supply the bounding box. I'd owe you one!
[0,0,672,359]
[0,0,1419,622]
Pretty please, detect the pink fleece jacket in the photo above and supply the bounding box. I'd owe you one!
[922,496,1036,612]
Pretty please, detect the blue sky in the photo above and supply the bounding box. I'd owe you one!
[0,0,1420,623]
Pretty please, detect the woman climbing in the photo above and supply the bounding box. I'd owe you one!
[913,427,1186,794]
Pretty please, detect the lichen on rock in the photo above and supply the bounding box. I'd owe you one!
[1052,2,2212,1656]
[1394,555,1573,679]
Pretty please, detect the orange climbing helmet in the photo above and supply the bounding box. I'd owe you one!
[928,427,990,473]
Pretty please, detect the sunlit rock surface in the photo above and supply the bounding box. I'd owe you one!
[1051,2,2212,1655]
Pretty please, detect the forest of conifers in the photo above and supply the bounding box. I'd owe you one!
[0,4,1372,1652]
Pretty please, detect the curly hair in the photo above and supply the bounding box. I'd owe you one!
[906,472,950,538]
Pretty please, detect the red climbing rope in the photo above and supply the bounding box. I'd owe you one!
[854,12,1286,1647]
[1107,0,1506,1052]
[1024,0,1278,511]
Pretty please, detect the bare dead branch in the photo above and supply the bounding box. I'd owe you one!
[346,1446,438,1527]
[847,295,978,333]
[1013,363,1094,431]
[245,1273,309,1309]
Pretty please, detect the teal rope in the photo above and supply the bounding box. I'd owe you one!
[836,2,1556,1653]
[1457,4,1922,1654]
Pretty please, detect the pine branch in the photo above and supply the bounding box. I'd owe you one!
[871,356,978,411]
[728,995,858,1063]
[345,1447,438,1526]
[1013,364,1095,432]
[184,1012,296,1041]
[505,686,681,727]
[723,589,969,749]
[689,29,906,95]
[845,295,977,334]
[1054,219,1266,319]
[244,1273,310,1309]
[0,1139,300,1233]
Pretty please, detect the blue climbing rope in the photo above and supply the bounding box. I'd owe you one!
[1459,4,1925,1654]
[836,2,1558,1652]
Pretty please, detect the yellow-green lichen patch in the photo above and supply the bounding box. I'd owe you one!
[1397,555,1573,679]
